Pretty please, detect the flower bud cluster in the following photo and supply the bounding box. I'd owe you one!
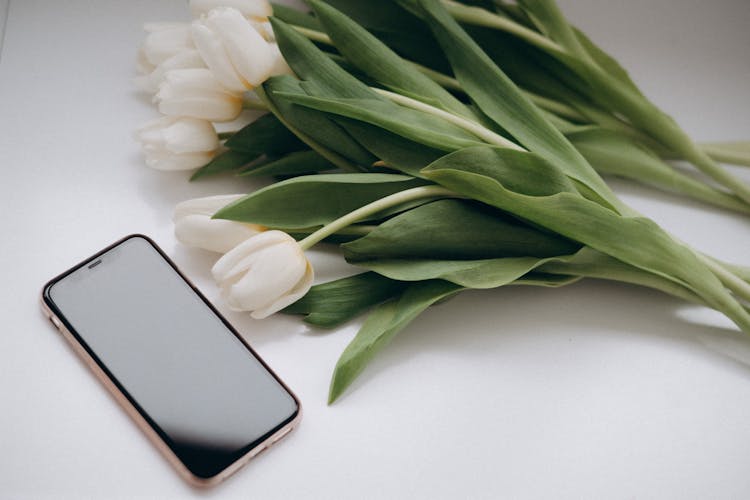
[136,1,312,319]
[135,0,290,171]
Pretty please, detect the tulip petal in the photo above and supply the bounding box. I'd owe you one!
[205,7,275,87]
[141,22,193,66]
[173,194,246,220]
[156,69,242,122]
[227,244,307,311]
[191,22,249,92]
[163,118,219,153]
[190,0,273,19]
[211,230,313,315]
[144,149,214,171]
[175,215,262,253]
[251,260,314,319]
[212,230,289,283]
[135,49,206,94]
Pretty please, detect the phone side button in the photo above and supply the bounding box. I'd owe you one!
[48,315,62,330]
[272,427,292,443]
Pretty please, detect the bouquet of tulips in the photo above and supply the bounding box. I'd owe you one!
[135,0,750,402]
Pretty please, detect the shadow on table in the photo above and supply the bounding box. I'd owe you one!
[329,277,750,403]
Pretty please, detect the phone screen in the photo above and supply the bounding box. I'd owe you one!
[43,235,299,480]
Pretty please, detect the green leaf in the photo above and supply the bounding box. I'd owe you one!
[238,150,335,178]
[190,149,258,181]
[513,272,580,288]
[271,2,323,31]
[409,0,625,213]
[282,272,408,328]
[223,112,305,155]
[261,76,375,169]
[355,246,702,306]
[270,16,379,100]
[321,0,452,74]
[355,254,571,289]
[421,146,750,331]
[341,119,444,178]
[309,0,471,119]
[213,173,426,228]
[516,0,588,58]
[329,280,462,403]
[343,199,580,260]
[571,26,644,98]
[536,247,703,305]
[568,127,750,214]
[468,26,591,107]
[275,91,485,152]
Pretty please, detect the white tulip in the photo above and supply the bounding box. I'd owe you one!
[250,20,274,41]
[191,7,279,92]
[134,49,206,94]
[155,68,243,122]
[138,22,194,68]
[136,47,155,75]
[174,195,265,253]
[189,0,272,20]
[136,116,219,171]
[212,230,314,319]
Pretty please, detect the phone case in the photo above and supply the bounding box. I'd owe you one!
[40,234,302,487]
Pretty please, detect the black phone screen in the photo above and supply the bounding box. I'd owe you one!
[43,235,299,479]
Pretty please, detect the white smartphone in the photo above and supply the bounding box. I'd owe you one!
[40,234,301,487]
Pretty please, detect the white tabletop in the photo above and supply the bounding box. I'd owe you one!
[2,1,749,498]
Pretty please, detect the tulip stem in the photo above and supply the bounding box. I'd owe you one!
[372,87,524,151]
[292,25,333,45]
[298,185,460,250]
[441,0,566,56]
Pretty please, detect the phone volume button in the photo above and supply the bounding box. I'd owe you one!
[49,315,62,330]
[272,427,292,443]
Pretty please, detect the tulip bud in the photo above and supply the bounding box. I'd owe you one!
[134,49,206,94]
[155,68,243,122]
[191,7,280,92]
[138,22,194,68]
[136,116,219,171]
[189,0,272,20]
[212,230,314,318]
[173,195,265,253]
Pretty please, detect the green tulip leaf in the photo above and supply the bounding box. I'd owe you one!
[238,150,335,178]
[283,272,408,328]
[408,0,623,212]
[568,127,750,214]
[275,91,485,152]
[262,76,376,169]
[270,16,381,101]
[309,0,470,119]
[421,146,750,331]
[329,279,463,403]
[214,173,426,228]
[190,149,258,181]
[223,112,305,155]
[321,0,451,74]
[341,119,444,178]
[271,3,323,31]
[343,199,580,261]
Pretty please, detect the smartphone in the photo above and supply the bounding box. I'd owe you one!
[40,234,301,487]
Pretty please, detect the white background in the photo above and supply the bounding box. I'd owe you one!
[1,1,750,498]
